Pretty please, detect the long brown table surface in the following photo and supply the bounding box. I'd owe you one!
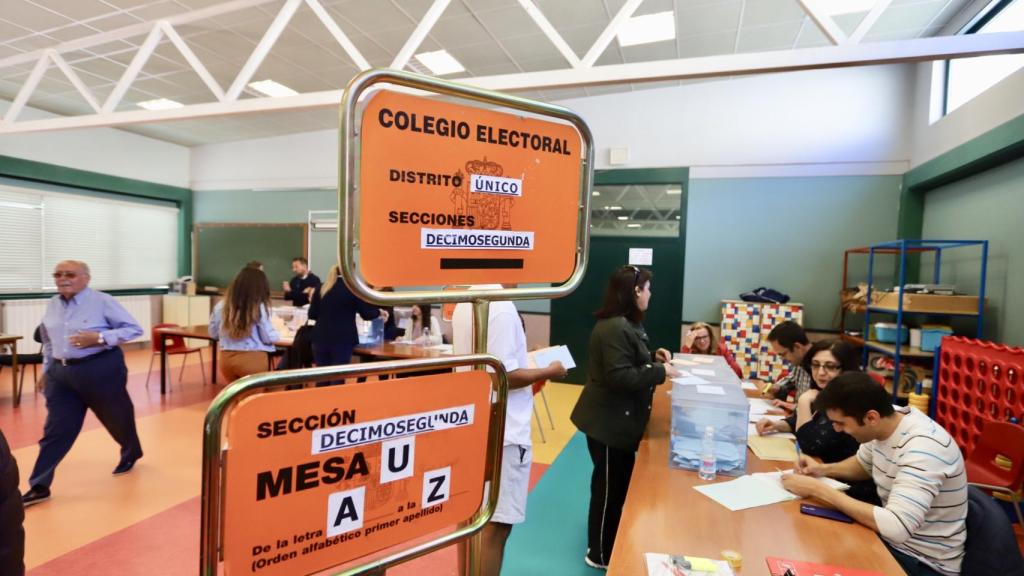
[607,381,906,575]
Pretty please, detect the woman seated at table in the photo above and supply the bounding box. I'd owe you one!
[680,322,742,378]
[755,339,879,503]
[309,265,384,368]
[399,304,442,345]
[209,266,280,382]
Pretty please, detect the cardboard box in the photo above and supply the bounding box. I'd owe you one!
[870,292,982,315]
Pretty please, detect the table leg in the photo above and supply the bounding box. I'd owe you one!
[212,341,218,384]
[160,334,168,395]
[11,341,19,408]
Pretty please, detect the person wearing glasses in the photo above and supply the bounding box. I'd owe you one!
[571,265,681,569]
[680,321,743,378]
[22,261,144,507]
[755,339,878,503]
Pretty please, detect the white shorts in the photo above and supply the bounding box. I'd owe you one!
[491,443,532,525]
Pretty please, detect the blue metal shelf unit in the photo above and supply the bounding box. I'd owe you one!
[862,239,988,403]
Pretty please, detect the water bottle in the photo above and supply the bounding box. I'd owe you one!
[370,317,384,344]
[698,426,717,481]
[421,327,431,346]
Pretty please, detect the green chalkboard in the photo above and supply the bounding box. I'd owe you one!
[194,223,307,292]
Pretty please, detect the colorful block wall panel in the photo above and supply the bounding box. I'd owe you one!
[719,300,803,382]
[935,336,1024,458]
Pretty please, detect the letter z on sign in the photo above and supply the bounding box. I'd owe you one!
[470,174,522,197]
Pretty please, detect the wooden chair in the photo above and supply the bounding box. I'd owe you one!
[145,323,207,388]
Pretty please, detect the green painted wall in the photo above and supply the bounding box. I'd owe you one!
[684,176,903,330]
[921,157,1024,346]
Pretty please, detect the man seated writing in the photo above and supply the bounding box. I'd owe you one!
[782,372,967,576]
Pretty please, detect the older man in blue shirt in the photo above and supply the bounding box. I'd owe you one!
[22,260,144,507]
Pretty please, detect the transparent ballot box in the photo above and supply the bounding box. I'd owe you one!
[669,381,749,476]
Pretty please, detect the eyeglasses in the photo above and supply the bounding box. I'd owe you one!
[810,362,842,372]
[624,265,640,287]
[694,335,710,341]
[52,271,78,279]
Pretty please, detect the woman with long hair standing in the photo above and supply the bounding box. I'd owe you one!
[570,265,680,569]
[209,266,280,382]
[308,265,383,367]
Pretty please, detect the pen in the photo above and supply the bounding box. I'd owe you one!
[794,441,802,472]
[762,380,773,395]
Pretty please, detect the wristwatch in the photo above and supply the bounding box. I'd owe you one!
[97,332,105,345]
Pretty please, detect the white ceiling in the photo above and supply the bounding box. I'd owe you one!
[0,0,974,146]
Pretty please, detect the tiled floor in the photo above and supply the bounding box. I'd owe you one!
[0,347,581,575]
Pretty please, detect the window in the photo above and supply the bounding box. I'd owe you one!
[945,0,1024,115]
[0,184,179,293]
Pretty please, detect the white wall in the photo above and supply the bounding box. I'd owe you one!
[190,64,915,189]
[0,102,190,188]
[910,64,1024,167]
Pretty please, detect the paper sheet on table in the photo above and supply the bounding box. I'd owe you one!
[694,474,798,511]
[748,398,777,416]
[671,358,700,367]
[747,423,796,440]
[672,375,710,386]
[425,344,454,353]
[751,470,849,492]
[747,436,799,461]
[645,553,734,576]
[750,413,787,424]
[528,345,576,370]
[741,381,758,391]
[692,368,716,376]
[696,385,725,395]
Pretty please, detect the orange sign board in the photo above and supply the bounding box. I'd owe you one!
[358,90,583,287]
[221,371,492,575]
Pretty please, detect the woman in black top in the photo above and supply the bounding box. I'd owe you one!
[308,265,384,367]
[756,339,879,503]
[570,266,680,569]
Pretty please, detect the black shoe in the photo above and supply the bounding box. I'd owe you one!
[22,486,51,507]
[584,551,607,570]
[113,456,140,475]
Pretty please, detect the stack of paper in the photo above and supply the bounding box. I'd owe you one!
[741,381,758,391]
[645,553,733,575]
[747,436,798,461]
[694,471,849,512]
[747,422,796,440]
[672,375,710,386]
[748,398,776,416]
[671,437,744,473]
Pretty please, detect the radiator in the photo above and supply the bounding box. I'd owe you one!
[1,295,154,346]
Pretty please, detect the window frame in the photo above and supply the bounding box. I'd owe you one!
[943,0,1021,116]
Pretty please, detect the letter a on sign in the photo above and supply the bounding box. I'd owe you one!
[422,466,451,508]
[380,437,415,484]
[326,486,365,537]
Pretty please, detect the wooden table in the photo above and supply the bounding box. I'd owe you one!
[0,334,23,407]
[353,342,454,360]
[607,357,906,575]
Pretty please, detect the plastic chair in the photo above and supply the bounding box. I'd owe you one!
[145,323,207,388]
[0,326,44,398]
[531,380,556,443]
[965,420,1024,528]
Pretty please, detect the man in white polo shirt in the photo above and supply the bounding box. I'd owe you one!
[453,285,567,576]
[783,371,967,576]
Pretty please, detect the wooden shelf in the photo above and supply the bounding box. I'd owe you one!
[863,340,934,358]
[840,334,865,346]
[866,305,980,317]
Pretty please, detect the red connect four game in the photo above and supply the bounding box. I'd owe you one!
[935,336,1024,457]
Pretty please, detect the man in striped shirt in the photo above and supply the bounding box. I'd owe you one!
[782,372,967,576]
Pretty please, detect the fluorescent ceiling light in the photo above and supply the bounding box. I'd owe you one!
[665,186,682,195]
[617,11,676,47]
[137,98,183,110]
[592,190,601,196]
[821,0,875,16]
[606,205,623,210]
[617,216,629,221]
[248,79,298,97]
[414,50,465,75]
[626,223,642,228]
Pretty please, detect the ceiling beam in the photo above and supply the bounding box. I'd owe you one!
[0,0,281,71]
[1,30,1022,135]
[796,0,849,45]
[2,53,51,123]
[49,51,102,113]
[160,21,226,102]
[581,0,644,67]
[849,0,894,44]
[390,0,452,70]
[304,0,371,71]
[101,24,163,113]
[516,0,583,68]
[225,0,304,101]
